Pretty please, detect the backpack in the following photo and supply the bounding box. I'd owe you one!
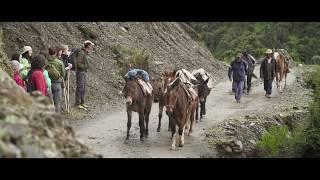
[46,63,61,81]
[69,48,81,71]
[25,70,35,93]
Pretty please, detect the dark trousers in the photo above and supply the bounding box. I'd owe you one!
[264,79,273,95]
[244,73,253,92]
[232,81,237,93]
[235,80,244,101]
[76,71,87,105]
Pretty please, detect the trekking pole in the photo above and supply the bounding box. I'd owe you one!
[64,79,67,112]
[67,69,71,113]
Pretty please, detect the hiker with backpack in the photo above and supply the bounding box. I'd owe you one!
[228,52,248,103]
[58,44,73,112]
[74,40,94,110]
[26,55,47,96]
[47,47,66,113]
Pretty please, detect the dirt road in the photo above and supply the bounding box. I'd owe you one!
[72,66,296,158]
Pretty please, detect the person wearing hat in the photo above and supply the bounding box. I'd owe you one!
[228,52,248,103]
[74,40,94,110]
[20,46,33,80]
[260,49,277,98]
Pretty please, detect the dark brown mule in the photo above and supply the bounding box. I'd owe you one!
[165,78,198,150]
[150,77,167,132]
[274,51,289,92]
[157,70,175,131]
[123,78,153,141]
[194,76,211,122]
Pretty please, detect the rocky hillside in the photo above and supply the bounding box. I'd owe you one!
[0,23,227,157]
[1,22,227,114]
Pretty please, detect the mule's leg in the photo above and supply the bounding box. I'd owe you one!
[145,100,152,138]
[280,70,284,92]
[126,110,132,140]
[178,125,184,147]
[247,73,252,93]
[144,114,149,138]
[276,73,279,89]
[168,116,172,131]
[170,120,177,150]
[203,97,207,115]
[189,107,195,136]
[138,111,145,141]
[284,73,287,89]
[180,125,186,147]
[157,104,163,132]
[200,101,205,121]
[196,102,199,123]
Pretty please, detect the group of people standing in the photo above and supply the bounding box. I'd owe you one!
[10,40,95,112]
[228,49,283,103]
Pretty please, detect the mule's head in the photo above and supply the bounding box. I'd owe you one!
[163,70,175,91]
[165,78,180,116]
[123,79,138,106]
[151,77,164,103]
[198,78,210,102]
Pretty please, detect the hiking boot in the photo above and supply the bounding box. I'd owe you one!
[76,105,87,110]
[81,104,89,108]
[236,100,241,103]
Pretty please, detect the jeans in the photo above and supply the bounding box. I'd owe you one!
[235,80,244,101]
[51,82,62,113]
[46,87,54,104]
[232,81,237,93]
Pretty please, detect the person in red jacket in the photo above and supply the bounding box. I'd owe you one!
[27,55,47,96]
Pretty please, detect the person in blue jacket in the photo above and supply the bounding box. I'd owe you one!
[228,53,248,103]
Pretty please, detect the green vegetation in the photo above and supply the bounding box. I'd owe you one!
[77,25,98,40]
[256,66,320,157]
[256,126,290,157]
[112,45,149,76]
[311,56,320,65]
[189,22,320,64]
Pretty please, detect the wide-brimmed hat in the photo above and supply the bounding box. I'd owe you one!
[266,49,273,54]
[84,40,95,46]
[21,46,32,54]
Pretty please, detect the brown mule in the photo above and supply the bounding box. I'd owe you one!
[194,75,211,122]
[158,70,175,131]
[274,51,289,92]
[151,77,167,132]
[123,78,153,141]
[165,78,198,150]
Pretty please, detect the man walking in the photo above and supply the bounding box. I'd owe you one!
[260,49,277,98]
[228,53,248,103]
